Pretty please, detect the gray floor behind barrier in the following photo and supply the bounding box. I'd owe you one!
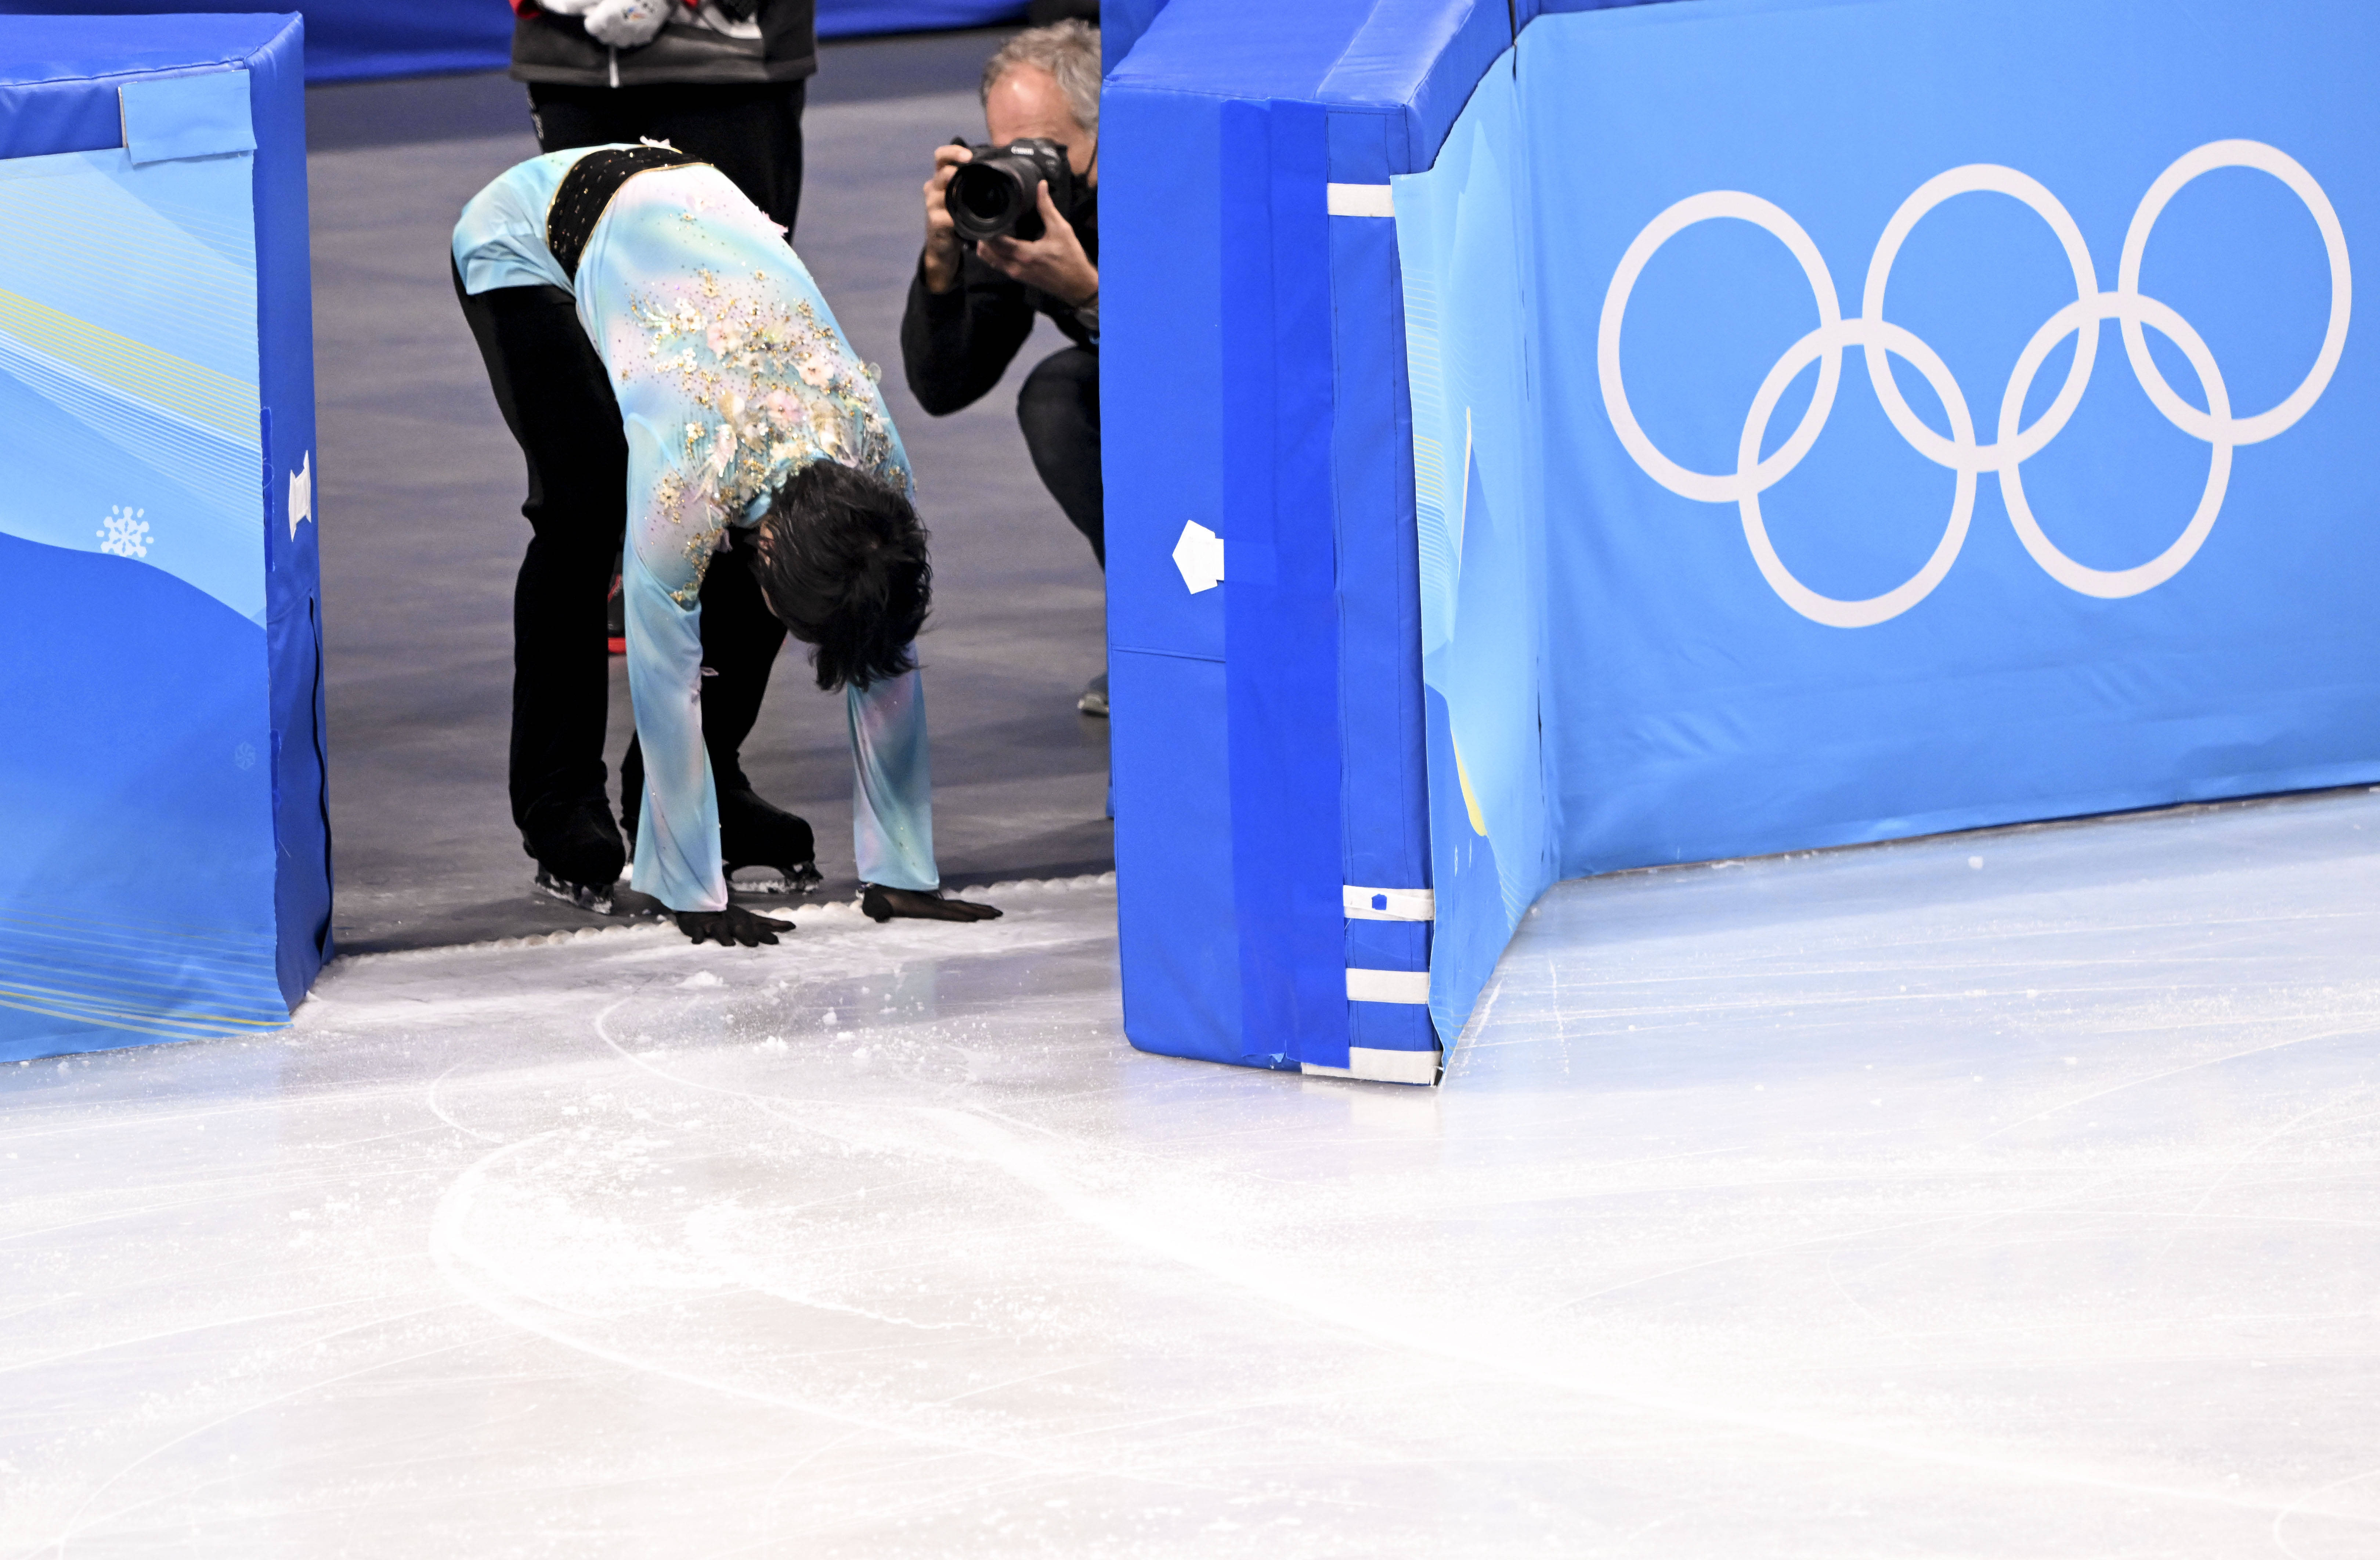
[306,32,1113,955]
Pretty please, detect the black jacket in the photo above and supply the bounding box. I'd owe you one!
[902,187,1098,417]
[511,1,816,87]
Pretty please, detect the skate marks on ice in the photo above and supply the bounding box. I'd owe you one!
[368,795,2380,1553]
[1446,786,2380,1556]
[4,796,2380,1555]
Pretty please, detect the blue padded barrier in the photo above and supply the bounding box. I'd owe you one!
[1105,1,1666,1079]
[1392,0,2380,1050]
[0,14,330,1058]
[1112,0,2380,1076]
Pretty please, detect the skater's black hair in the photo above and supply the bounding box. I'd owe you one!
[754,461,931,693]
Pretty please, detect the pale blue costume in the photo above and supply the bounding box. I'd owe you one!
[454,149,936,913]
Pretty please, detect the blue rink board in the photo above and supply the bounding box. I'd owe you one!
[0,15,330,1059]
[1106,0,2380,1076]
[1104,1,1666,1077]
[1394,0,2380,1043]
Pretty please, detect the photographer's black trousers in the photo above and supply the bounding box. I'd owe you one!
[452,268,786,869]
[1018,346,1104,567]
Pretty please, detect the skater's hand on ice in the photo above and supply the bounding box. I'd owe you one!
[675,905,793,946]
[861,885,1002,924]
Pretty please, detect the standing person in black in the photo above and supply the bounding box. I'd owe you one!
[455,0,818,909]
[900,21,1106,716]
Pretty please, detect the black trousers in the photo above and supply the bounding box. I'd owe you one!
[452,267,786,858]
[527,78,807,239]
[1018,345,1104,567]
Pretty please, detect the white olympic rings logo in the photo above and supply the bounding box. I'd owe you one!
[1596,140,2351,628]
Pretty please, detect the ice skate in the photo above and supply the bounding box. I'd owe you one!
[720,784,823,895]
[621,759,822,897]
[524,801,629,915]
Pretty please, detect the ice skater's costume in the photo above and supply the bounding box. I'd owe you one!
[454,145,936,913]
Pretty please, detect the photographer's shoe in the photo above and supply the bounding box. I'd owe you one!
[1076,672,1108,718]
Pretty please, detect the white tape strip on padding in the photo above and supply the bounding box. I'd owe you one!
[1346,967,1430,1004]
[1326,182,1395,218]
[1343,885,1434,922]
[1301,1047,1441,1086]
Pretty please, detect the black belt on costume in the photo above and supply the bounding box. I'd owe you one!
[546,144,702,281]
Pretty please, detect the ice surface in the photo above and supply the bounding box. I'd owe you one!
[4,797,2379,1557]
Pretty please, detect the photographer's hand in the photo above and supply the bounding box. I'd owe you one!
[921,144,972,294]
[978,185,1098,307]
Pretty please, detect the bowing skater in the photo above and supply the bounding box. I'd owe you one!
[453,142,998,945]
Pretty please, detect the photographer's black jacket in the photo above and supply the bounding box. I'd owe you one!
[901,187,1098,416]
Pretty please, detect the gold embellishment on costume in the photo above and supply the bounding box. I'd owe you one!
[670,524,724,605]
[626,268,907,533]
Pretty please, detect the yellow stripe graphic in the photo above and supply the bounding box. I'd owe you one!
[1450,734,1489,837]
[0,287,258,445]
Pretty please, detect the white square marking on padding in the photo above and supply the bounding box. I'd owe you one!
[1346,967,1430,1004]
[1343,885,1435,921]
[1301,1047,1440,1086]
[1326,182,1395,218]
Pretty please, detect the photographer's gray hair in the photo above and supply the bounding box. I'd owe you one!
[982,19,1101,133]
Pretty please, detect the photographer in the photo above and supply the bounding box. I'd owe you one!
[901,21,1106,715]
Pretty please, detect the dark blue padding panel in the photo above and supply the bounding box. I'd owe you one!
[1106,1,1675,1072]
[1221,97,1350,1068]
[1101,0,1169,72]
[0,4,510,85]
[1329,201,1434,1055]
[0,13,329,1057]
[1110,650,1244,1064]
[0,4,1033,80]
[248,16,334,1007]
[816,0,1026,36]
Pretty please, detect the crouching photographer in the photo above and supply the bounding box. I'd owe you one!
[900,21,1107,716]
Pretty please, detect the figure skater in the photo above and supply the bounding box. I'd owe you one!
[454,142,998,945]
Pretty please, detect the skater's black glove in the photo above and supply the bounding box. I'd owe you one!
[861,885,1003,924]
[675,904,794,946]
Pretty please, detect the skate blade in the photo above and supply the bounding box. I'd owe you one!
[727,861,826,897]
[532,870,664,919]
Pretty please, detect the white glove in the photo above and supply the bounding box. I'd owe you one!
[584,0,671,48]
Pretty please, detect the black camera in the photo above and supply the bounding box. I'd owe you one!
[945,138,1075,243]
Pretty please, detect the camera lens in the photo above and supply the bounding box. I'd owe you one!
[954,167,1014,223]
[948,163,1022,241]
[945,153,1048,243]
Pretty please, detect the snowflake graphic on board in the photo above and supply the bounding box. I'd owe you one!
[96,505,151,559]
